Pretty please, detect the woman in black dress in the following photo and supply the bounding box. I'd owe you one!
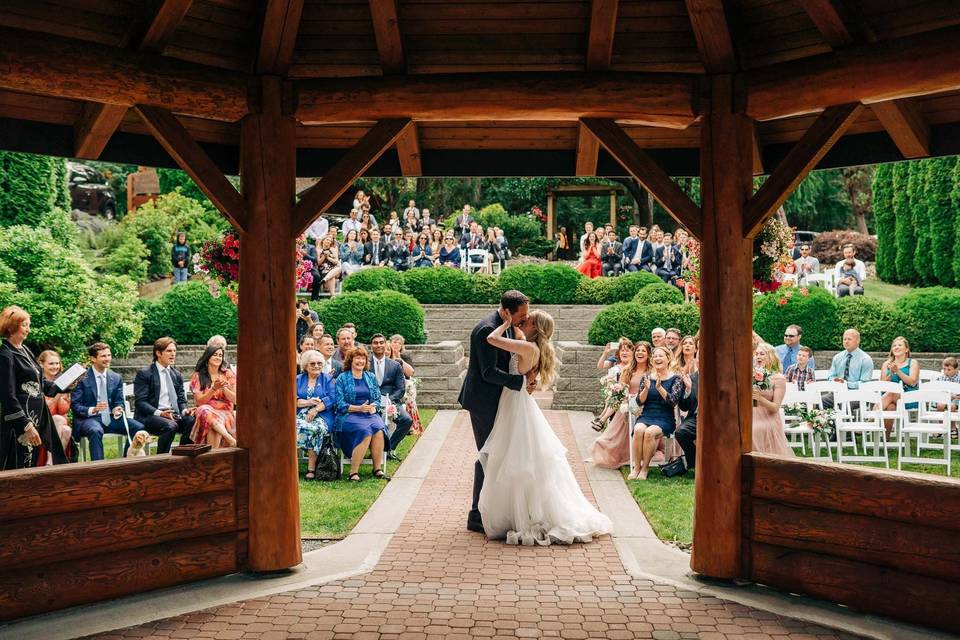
[0,306,70,470]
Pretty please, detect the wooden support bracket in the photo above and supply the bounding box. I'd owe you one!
[395,123,422,177]
[685,0,737,73]
[871,99,930,159]
[74,103,128,159]
[369,0,405,75]
[586,0,619,72]
[575,122,600,177]
[257,0,305,75]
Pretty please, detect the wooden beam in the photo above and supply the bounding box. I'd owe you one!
[743,103,862,238]
[297,73,699,129]
[0,27,247,122]
[751,122,764,176]
[395,123,422,177]
[140,0,194,53]
[134,105,247,231]
[73,103,128,159]
[746,24,960,121]
[369,0,405,75]
[585,0,618,71]
[293,119,412,236]
[798,0,855,48]
[871,99,930,159]
[257,0,305,75]
[580,118,702,238]
[684,0,737,73]
[575,122,600,176]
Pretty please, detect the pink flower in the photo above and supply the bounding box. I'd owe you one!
[754,371,764,382]
[778,297,788,306]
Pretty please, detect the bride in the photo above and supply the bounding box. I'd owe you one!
[478,309,613,545]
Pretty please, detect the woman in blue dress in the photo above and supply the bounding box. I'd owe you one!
[629,346,682,480]
[411,232,433,268]
[438,232,461,268]
[879,336,920,431]
[296,350,336,480]
[339,229,365,277]
[334,345,389,482]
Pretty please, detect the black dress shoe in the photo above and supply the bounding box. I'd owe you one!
[467,519,485,533]
[386,451,402,462]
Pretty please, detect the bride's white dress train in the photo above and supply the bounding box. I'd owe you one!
[478,355,613,545]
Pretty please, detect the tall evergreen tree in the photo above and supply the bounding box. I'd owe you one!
[891,161,916,284]
[926,157,957,287]
[0,151,60,228]
[910,160,933,285]
[952,159,960,286]
[872,162,897,282]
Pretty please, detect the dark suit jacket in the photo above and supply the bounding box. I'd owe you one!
[655,245,683,272]
[133,363,188,421]
[623,236,639,261]
[600,241,623,266]
[677,372,698,425]
[635,240,654,268]
[364,241,389,266]
[388,242,410,269]
[458,311,524,423]
[71,367,125,419]
[368,356,406,404]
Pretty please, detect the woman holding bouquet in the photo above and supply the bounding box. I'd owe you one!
[591,338,634,430]
[752,343,794,457]
[591,342,651,469]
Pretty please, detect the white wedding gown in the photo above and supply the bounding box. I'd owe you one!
[478,354,613,545]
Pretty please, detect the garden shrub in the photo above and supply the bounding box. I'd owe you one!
[872,163,896,282]
[100,223,150,283]
[575,277,617,305]
[138,280,238,345]
[836,297,920,352]
[314,291,425,344]
[401,267,474,303]
[753,286,840,351]
[810,230,877,264]
[470,273,501,305]
[588,302,700,345]
[0,152,65,228]
[342,267,406,293]
[497,264,582,304]
[953,159,960,285]
[473,203,545,256]
[605,270,662,302]
[634,282,684,305]
[895,287,960,352]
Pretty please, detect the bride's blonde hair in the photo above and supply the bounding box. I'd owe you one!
[526,310,556,389]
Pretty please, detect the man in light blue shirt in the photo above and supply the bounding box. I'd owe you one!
[828,328,873,389]
[775,324,815,371]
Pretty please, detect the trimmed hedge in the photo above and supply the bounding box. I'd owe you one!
[496,264,582,304]
[895,287,960,352]
[605,270,662,303]
[0,152,65,229]
[138,280,237,345]
[634,282,684,305]
[836,297,919,352]
[574,277,616,305]
[312,291,425,344]
[342,267,406,293]
[470,273,501,305]
[588,302,700,345]
[892,161,916,283]
[753,286,840,350]
[401,267,474,303]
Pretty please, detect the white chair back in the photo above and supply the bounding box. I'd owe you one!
[806,380,845,395]
[900,389,952,427]
[860,380,903,395]
[782,389,822,409]
[813,369,831,381]
[919,369,940,383]
[923,380,960,395]
[466,249,489,273]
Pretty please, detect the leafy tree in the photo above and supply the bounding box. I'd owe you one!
[909,160,933,285]
[872,163,896,282]
[925,157,957,287]
[891,161,915,283]
[781,169,853,231]
[951,159,960,286]
[0,151,64,228]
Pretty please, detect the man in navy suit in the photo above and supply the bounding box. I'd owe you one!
[133,337,195,454]
[71,342,145,460]
[622,225,640,272]
[364,228,389,267]
[368,333,412,460]
[655,232,683,286]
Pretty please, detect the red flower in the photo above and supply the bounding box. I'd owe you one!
[778,297,788,306]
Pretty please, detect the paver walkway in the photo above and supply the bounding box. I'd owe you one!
[89,411,862,640]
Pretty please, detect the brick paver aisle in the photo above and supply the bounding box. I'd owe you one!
[92,412,861,640]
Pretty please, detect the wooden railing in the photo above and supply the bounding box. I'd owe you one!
[0,449,249,621]
[742,453,960,633]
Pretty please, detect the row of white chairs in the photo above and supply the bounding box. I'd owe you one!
[810,368,944,383]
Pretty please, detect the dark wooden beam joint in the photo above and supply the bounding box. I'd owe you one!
[575,122,600,177]
[395,123,422,177]
[685,0,737,74]
[586,0,619,72]
[871,99,930,159]
[369,0,405,75]
[74,103,128,160]
[580,117,702,239]
[257,0,305,75]
[140,0,194,53]
[743,103,863,238]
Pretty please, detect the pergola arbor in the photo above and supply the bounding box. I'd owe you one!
[2,0,960,632]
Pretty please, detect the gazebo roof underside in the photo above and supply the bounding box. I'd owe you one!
[2,0,960,177]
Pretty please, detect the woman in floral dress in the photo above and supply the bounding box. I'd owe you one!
[190,346,237,448]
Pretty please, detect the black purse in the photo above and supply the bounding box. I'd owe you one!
[315,433,341,481]
[660,456,687,478]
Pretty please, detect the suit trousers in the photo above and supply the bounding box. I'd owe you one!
[467,407,497,527]
[602,262,623,277]
[674,416,697,469]
[387,405,413,451]
[74,415,145,460]
[141,414,195,453]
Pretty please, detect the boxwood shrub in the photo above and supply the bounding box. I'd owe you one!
[138,280,237,344]
[606,270,663,302]
[634,282,684,305]
[753,286,840,350]
[895,287,960,351]
[836,297,920,352]
[588,302,700,345]
[342,267,406,293]
[400,267,474,303]
[574,277,616,305]
[470,273,501,305]
[314,290,425,344]
[496,264,583,304]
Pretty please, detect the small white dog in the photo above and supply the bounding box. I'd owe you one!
[126,430,154,457]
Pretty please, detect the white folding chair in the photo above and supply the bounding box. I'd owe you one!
[834,388,888,467]
[870,369,881,381]
[860,380,904,446]
[898,389,952,475]
[813,370,832,382]
[918,380,960,450]
[804,272,828,289]
[780,389,830,459]
[919,369,940,383]
[466,248,489,273]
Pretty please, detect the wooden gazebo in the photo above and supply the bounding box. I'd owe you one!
[2,0,960,631]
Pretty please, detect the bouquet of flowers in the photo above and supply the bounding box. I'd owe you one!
[753,366,772,391]
[601,377,628,413]
[403,377,420,404]
[783,405,836,435]
[752,217,793,294]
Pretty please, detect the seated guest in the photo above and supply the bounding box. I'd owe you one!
[937,356,960,410]
[664,328,681,354]
[650,327,666,349]
[751,343,794,457]
[297,349,335,480]
[794,244,820,284]
[369,334,412,460]
[388,233,411,271]
[388,334,421,435]
[309,322,325,343]
[600,229,624,277]
[775,324,816,371]
[622,226,639,272]
[133,337,195,454]
[429,229,444,264]
[629,346,681,480]
[364,228,389,268]
[672,335,698,374]
[878,336,919,434]
[296,300,319,345]
[358,228,371,246]
[484,227,503,273]
[315,235,342,297]
[784,346,815,391]
[438,232,462,268]
[655,232,682,286]
[590,338,635,431]
[71,342,146,461]
[828,329,873,390]
[339,229,365,276]
[495,228,509,270]
[577,232,602,278]
[404,209,420,233]
[834,244,866,297]
[592,341,648,467]
[331,326,355,372]
[334,346,389,482]
[189,345,237,448]
[389,334,415,377]
[675,370,698,470]
[207,334,236,373]
[299,335,316,355]
[421,208,436,229]
[38,349,73,455]
[411,232,433,268]
[317,333,338,376]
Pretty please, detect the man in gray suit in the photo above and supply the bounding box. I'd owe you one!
[369,333,412,460]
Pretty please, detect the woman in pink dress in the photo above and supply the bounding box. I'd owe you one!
[751,343,794,457]
[576,231,603,279]
[190,345,237,448]
[591,341,652,468]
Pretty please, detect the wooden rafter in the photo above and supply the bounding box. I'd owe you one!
[395,123,422,177]
[140,0,194,53]
[134,105,248,232]
[586,0,619,72]
[798,0,855,48]
[575,122,600,177]
[369,0,405,75]
[293,119,412,236]
[580,118,702,239]
[751,122,764,176]
[744,103,863,238]
[257,0,305,75]
[871,99,930,159]
[685,0,737,73]
[74,103,128,159]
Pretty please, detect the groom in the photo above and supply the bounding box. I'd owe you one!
[459,290,532,533]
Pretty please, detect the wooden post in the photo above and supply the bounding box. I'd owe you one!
[546,191,555,241]
[237,76,302,572]
[609,190,617,228]
[692,75,754,579]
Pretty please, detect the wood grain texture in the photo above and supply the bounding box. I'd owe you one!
[369,0,405,74]
[585,0,618,71]
[135,105,247,231]
[257,0,305,75]
[140,0,194,53]
[580,118,701,238]
[746,24,960,121]
[797,0,855,48]
[74,102,127,159]
[395,122,422,177]
[0,26,247,122]
[294,119,412,236]
[744,103,862,238]
[871,99,931,159]
[297,72,699,128]
[691,75,754,579]
[684,0,737,73]
[575,122,600,176]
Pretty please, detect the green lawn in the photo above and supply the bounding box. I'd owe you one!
[863,279,912,305]
[298,408,436,538]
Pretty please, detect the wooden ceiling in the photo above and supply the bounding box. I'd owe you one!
[1,0,960,176]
